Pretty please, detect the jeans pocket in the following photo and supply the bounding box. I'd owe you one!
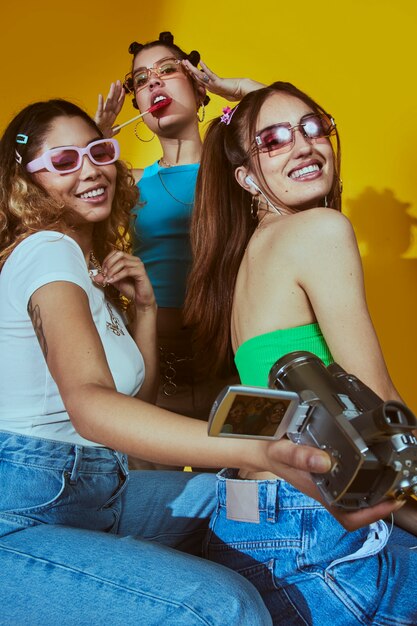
[0,461,67,534]
[325,520,389,571]
[1,461,67,516]
[320,521,391,622]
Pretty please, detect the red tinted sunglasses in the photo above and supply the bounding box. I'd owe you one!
[252,113,336,156]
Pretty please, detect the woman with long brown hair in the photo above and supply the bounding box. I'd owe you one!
[185,82,417,624]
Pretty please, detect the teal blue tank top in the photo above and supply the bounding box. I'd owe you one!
[235,322,333,387]
[132,161,199,307]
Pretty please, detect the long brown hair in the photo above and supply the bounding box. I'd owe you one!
[0,99,138,311]
[184,82,342,376]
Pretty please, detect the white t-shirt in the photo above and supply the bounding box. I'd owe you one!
[0,231,145,446]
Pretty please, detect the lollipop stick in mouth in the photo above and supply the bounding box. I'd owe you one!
[112,98,173,132]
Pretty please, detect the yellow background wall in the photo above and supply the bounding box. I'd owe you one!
[2,1,416,407]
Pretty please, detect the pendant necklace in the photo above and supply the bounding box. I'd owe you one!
[157,158,195,207]
[89,251,124,336]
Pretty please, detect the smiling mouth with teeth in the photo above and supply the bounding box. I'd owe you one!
[290,164,321,180]
[79,187,105,200]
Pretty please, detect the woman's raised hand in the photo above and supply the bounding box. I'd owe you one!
[183,59,265,102]
[95,81,126,138]
[93,251,156,311]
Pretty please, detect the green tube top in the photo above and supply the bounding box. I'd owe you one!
[234,323,333,387]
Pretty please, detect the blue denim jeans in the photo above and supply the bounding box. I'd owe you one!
[205,469,417,626]
[0,432,272,626]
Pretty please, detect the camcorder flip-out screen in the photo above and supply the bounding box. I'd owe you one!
[208,385,301,440]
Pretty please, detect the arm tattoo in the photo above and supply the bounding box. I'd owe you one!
[28,297,48,359]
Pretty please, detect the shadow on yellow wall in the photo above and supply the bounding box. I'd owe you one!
[346,188,417,402]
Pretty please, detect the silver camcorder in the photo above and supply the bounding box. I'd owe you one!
[208,351,417,509]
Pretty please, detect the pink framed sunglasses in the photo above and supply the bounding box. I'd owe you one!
[251,114,336,156]
[26,138,120,174]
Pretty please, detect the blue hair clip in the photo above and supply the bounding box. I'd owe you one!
[15,134,28,164]
[16,133,28,144]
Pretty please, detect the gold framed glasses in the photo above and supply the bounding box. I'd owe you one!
[124,58,183,94]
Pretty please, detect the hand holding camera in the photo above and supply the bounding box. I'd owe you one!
[208,351,417,509]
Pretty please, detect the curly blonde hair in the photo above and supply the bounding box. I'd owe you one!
[0,99,139,311]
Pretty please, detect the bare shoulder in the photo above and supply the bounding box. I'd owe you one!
[289,207,353,236]
[249,209,357,275]
[287,208,356,254]
[260,208,353,252]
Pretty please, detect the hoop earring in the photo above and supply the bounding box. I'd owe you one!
[197,103,205,123]
[251,195,260,220]
[339,178,344,194]
[324,196,328,208]
[134,120,155,142]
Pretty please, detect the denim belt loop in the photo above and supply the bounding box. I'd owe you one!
[115,451,128,477]
[266,481,278,523]
[68,445,83,484]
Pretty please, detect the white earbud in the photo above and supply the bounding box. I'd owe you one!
[244,174,282,216]
[245,175,258,190]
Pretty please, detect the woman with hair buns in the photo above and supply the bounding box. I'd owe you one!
[95,32,264,440]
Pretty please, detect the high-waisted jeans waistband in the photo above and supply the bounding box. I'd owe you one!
[0,430,127,478]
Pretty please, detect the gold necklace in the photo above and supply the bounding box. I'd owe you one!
[157,165,194,207]
[89,251,102,277]
[159,157,174,168]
